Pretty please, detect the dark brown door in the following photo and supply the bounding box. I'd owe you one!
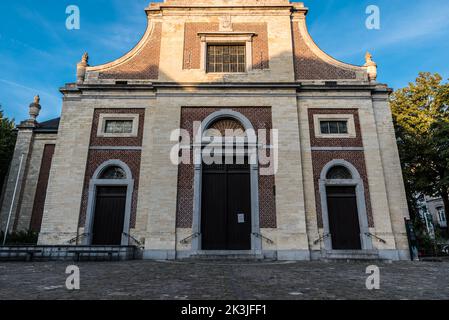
[201,161,252,250]
[326,186,362,250]
[92,186,127,245]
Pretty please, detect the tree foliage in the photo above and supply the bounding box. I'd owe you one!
[0,107,17,194]
[390,72,449,228]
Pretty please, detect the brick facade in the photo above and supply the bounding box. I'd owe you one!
[79,109,145,229]
[308,108,363,148]
[30,144,55,232]
[183,23,270,70]
[176,107,277,228]
[311,150,374,228]
[308,108,373,228]
[292,22,357,80]
[90,109,145,147]
[16,1,409,260]
[98,23,162,80]
[79,150,142,228]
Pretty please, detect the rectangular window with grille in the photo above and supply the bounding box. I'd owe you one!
[207,44,246,73]
[104,120,134,134]
[320,120,349,135]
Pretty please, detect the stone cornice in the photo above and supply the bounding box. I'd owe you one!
[146,2,308,16]
[61,81,392,94]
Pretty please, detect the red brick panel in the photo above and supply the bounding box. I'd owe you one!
[79,150,142,228]
[311,151,374,228]
[30,144,55,232]
[90,109,145,147]
[99,23,162,80]
[183,23,269,70]
[308,109,363,148]
[233,23,270,70]
[176,107,277,228]
[292,22,357,80]
[183,23,219,69]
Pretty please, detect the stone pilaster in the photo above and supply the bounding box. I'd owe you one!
[0,122,35,232]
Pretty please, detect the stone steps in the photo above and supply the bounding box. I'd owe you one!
[186,252,268,261]
[321,250,381,261]
[0,245,139,262]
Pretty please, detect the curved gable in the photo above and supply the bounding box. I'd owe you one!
[292,11,368,81]
[86,21,162,81]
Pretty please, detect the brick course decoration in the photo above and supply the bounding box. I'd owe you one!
[184,23,219,70]
[176,107,277,229]
[183,23,270,70]
[308,108,373,227]
[79,150,142,229]
[79,109,145,229]
[311,151,374,228]
[292,22,357,80]
[308,108,363,148]
[98,23,162,80]
[90,109,145,147]
[30,144,55,232]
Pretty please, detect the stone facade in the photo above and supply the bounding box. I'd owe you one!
[1,1,410,261]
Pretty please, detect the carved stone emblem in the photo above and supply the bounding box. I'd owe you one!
[219,16,233,32]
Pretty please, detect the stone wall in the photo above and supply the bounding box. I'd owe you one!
[32,0,409,260]
[0,128,57,233]
[298,90,402,257]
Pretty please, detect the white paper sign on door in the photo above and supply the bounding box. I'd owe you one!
[238,213,245,224]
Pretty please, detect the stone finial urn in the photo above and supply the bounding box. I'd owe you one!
[364,52,378,82]
[29,95,41,121]
[76,52,89,84]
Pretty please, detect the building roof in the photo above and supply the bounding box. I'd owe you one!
[34,117,60,133]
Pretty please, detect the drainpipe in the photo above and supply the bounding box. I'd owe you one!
[2,154,25,246]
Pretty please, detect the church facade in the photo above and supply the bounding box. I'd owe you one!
[0,0,411,260]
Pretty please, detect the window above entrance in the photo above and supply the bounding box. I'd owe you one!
[326,166,353,180]
[205,118,246,137]
[97,113,139,138]
[320,120,348,135]
[99,166,127,180]
[313,113,356,139]
[198,32,255,73]
[105,120,133,134]
[207,45,246,73]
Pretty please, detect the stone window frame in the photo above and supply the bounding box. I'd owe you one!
[84,160,134,246]
[198,32,256,74]
[97,113,139,138]
[318,159,373,251]
[313,114,356,139]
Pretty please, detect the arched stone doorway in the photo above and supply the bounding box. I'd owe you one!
[84,160,134,246]
[191,110,261,253]
[319,160,372,251]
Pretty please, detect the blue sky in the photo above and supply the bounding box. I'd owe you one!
[0,0,448,123]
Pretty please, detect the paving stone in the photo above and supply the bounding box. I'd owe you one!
[0,260,448,300]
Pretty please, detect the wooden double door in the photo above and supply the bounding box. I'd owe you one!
[92,186,127,245]
[201,161,252,250]
[326,186,362,250]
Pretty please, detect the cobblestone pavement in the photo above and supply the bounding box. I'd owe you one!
[0,260,448,300]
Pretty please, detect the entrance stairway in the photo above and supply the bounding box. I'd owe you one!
[186,251,268,261]
[0,245,139,262]
[320,250,381,261]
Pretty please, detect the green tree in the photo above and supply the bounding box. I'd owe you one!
[390,72,449,230]
[0,106,17,194]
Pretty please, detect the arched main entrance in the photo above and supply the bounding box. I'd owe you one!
[84,160,134,246]
[319,160,372,251]
[201,156,252,250]
[191,110,261,253]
